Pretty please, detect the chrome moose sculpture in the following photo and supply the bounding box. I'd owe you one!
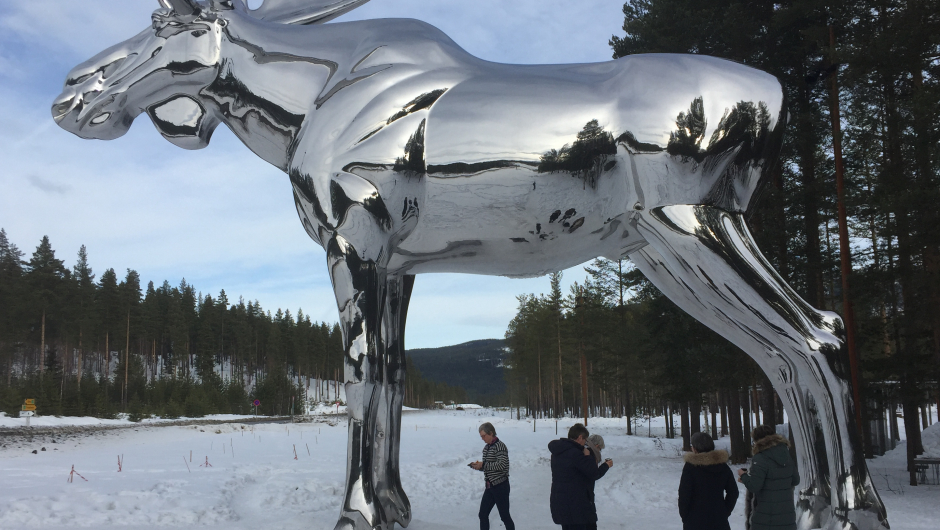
[53,1,888,529]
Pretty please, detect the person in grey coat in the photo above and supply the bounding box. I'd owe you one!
[738,425,800,530]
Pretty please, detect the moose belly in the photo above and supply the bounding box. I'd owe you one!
[388,162,644,277]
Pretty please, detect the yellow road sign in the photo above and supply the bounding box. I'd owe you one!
[24,399,35,405]
[22,405,36,411]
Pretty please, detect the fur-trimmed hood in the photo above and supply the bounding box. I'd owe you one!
[752,434,789,455]
[683,449,730,466]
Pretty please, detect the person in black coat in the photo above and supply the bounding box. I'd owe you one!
[549,423,613,530]
[678,432,739,530]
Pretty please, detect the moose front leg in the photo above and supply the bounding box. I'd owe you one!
[328,236,411,530]
[631,205,889,530]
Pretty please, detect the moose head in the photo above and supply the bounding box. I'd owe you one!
[51,0,370,149]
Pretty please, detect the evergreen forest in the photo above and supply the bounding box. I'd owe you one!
[0,230,465,420]
[503,0,939,477]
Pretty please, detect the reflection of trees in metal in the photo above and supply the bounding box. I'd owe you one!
[668,96,708,159]
[393,119,426,174]
[539,119,618,188]
[668,97,774,164]
[666,97,780,208]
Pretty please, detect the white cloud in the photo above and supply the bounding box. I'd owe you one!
[26,174,71,195]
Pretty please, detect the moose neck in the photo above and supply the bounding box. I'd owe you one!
[201,12,345,171]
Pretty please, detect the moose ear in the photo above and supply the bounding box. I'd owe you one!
[248,0,371,25]
[147,96,218,150]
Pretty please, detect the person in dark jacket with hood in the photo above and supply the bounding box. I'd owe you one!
[549,423,613,530]
[738,425,800,530]
[678,432,738,530]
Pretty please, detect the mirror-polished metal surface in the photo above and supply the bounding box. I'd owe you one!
[53,2,889,529]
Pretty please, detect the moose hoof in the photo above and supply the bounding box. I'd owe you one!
[823,506,890,530]
[333,512,387,530]
[380,485,411,528]
[796,494,829,530]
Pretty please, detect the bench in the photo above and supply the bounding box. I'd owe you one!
[914,458,940,486]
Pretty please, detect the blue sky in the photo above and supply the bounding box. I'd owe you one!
[0,0,629,348]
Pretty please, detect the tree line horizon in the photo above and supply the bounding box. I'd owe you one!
[0,229,466,420]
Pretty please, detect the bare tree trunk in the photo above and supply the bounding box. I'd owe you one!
[889,398,900,441]
[720,391,728,437]
[77,328,83,391]
[760,373,776,425]
[625,390,632,435]
[710,394,718,439]
[727,389,749,464]
[680,401,691,452]
[124,311,129,410]
[690,399,701,435]
[40,309,46,378]
[742,387,752,439]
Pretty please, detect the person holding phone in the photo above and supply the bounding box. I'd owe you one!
[738,425,799,530]
[584,434,614,530]
[469,422,515,530]
[549,423,613,530]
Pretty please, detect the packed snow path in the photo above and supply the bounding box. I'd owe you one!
[0,410,936,529]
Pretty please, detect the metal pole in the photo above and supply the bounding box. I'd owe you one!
[828,24,864,439]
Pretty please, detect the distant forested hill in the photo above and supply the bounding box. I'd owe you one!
[406,339,507,404]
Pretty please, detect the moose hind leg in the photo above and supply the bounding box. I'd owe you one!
[630,241,830,530]
[630,243,829,530]
[374,275,414,527]
[631,205,888,530]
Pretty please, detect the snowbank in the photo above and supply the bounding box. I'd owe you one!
[920,421,940,458]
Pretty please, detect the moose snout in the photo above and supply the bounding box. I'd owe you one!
[51,91,78,124]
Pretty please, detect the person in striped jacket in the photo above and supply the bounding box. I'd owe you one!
[470,422,515,530]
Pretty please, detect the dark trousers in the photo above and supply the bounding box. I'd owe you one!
[561,525,590,530]
[479,481,515,530]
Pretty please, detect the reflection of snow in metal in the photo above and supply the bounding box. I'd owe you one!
[52,1,886,529]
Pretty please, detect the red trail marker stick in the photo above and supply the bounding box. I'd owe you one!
[68,465,87,483]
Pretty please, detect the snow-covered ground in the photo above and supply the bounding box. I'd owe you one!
[0,409,936,529]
